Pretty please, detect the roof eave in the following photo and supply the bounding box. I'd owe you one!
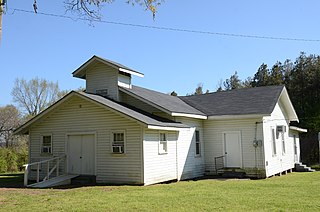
[13,91,76,135]
[72,55,144,79]
[147,125,190,131]
[208,114,266,120]
[279,87,299,122]
[171,112,207,120]
[289,126,308,133]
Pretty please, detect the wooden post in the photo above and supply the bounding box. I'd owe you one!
[24,165,29,187]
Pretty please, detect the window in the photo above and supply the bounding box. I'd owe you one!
[112,131,125,154]
[41,135,52,154]
[195,130,201,156]
[281,131,286,154]
[293,135,297,155]
[271,128,277,156]
[159,133,168,154]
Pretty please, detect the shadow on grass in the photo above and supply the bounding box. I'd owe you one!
[0,173,24,188]
[0,173,255,189]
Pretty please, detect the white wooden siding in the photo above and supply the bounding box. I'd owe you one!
[263,101,296,177]
[203,118,264,174]
[143,130,177,185]
[118,74,131,88]
[29,95,143,184]
[175,117,205,180]
[86,62,119,100]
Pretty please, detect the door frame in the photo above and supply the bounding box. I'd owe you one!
[222,131,243,168]
[65,131,97,175]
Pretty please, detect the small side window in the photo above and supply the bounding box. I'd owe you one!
[41,135,52,154]
[159,133,168,154]
[195,130,201,156]
[281,131,286,154]
[271,128,277,156]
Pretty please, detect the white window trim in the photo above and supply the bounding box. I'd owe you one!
[158,132,168,155]
[281,131,286,155]
[111,130,126,154]
[40,134,53,155]
[271,127,277,157]
[195,130,201,157]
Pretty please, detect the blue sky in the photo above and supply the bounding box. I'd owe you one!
[1,0,320,106]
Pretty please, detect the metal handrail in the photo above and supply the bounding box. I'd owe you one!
[214,155,225,175]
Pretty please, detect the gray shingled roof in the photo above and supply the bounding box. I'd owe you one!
[179,86,285,116]
[78,92,189,128]
[73,55,144,78]
[120,85,206,116]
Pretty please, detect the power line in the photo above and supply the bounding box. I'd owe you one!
[8,7,320,43]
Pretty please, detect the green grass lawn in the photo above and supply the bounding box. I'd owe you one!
[0,172,319,211]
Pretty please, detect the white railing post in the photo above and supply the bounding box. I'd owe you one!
[23,155,66,186]
[23,164,29,187]
[37,163,40,183]
[56,158,60,177]
[47,161,50,180]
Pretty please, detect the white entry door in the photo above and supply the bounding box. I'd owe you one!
[68,134,95,175]
[224,132,242,168]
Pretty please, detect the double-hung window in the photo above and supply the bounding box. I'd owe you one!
[195,130,201,156]
[281,131,286,154]
[271,128,277,156]
[159,133,168,154]
[112,131,125,154]
[41,135,52,154]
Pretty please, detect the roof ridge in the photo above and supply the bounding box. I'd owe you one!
[180,85,285,97]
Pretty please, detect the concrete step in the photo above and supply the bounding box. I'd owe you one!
[294,163,315,172]
[222,171,246,178]
[71,175,96,185]
[28,174,79,188]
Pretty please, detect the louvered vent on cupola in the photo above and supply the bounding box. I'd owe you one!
[96,89,109,98]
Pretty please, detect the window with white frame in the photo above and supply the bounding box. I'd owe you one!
[41,135,52,154]
[293,135,297,155]
[271,128,277,156]
[281,131,286,154]
[159,133,168,154]
[195,130,201,156]
[112,131,125,154]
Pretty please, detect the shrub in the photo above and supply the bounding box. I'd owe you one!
[0,147,26,173]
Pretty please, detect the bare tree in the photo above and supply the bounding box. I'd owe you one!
[0,105,21,147]
[64,0,162,19]
[11,77,60,117]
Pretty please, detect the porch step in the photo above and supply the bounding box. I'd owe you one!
[294,162,316,172]
[218,168,246,178]
[222,171,246,178]
[71,175,96,185]
[28,174,79,188]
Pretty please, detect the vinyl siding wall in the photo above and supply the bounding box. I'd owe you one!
[175,117,205,180]
[263,102,296,177]
[143,130,178,185]
[29,95,143,184]
[86,62,119,100]
[203,118,264,175]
